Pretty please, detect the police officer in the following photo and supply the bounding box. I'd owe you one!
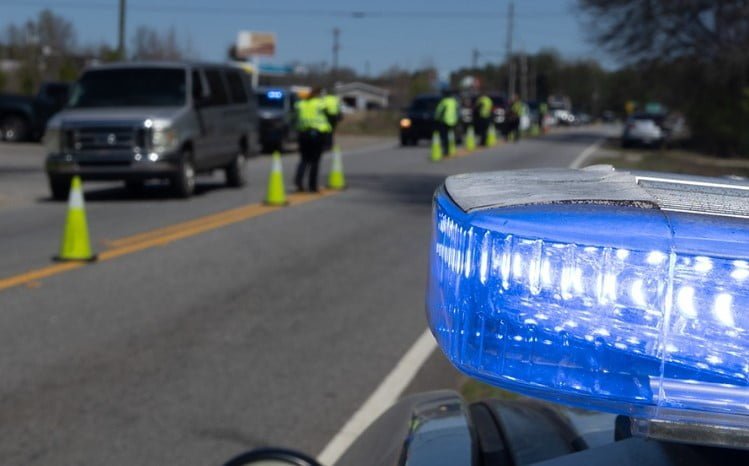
[508,94,524,142]
[322,91,342,150]
[434,89,459,155]
[295,88,331,192]
[539,101,549,134]
[474,93,493,146]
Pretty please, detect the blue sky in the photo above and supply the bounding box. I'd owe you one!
[1,0,612,76]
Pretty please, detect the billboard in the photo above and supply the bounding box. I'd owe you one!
[236,31,276,58]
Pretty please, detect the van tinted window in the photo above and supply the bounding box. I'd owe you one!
[204,69,229,106]
[69,68,186,107]
[225,70,248,104]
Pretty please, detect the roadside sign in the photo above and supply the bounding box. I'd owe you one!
[236,31,276,58]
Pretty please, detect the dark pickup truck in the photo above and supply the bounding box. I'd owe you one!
[0,82,71,142]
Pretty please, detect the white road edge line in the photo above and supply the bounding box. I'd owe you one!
[569,138,605,169]
[317,136,607,465]
[316,328,437,465]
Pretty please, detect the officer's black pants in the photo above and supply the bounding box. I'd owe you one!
[296,131,325,191]
[475,117,490,145]
[438,123,456,155]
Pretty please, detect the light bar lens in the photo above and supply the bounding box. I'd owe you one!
[428,189,749,426]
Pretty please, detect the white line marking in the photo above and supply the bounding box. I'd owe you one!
[569,138,605,169]
[316,329,437,465]
[316,135,608,465]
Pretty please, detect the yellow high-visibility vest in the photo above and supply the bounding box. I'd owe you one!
[478,95,493,119]
[296,97,332,132]
[435,97,459,126]
[324,95,341,116]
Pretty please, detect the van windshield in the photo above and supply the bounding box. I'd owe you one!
[68,68,187,108]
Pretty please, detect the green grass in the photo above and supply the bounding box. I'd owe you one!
[337,110,400,137]
[590,139,749,177]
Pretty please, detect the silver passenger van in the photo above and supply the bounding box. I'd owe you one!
[44,61,259,199]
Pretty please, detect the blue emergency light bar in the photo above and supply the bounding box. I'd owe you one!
[266,90,284,99]
[427,167,749,427]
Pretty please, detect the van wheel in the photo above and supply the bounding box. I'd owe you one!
[172,150,196,198]
[49,176,70,201]
[1,114,30,142]
[225,150,247,187]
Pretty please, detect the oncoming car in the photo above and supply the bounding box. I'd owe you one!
[622,112,666,147]
[44,61,259,199]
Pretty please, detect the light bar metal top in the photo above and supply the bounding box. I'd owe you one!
[445,166,749,219]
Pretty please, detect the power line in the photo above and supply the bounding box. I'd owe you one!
[0,1,566,20]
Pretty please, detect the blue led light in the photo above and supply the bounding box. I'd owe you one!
[427,187,749,426]
[266,90,284,99]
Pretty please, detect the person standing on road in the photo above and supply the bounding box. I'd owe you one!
[508,94,524,143]
[322,91,342,150]
[434,89,459,155]
[294,88,331,192]
[539,101,549,134]
[474,93,493,146]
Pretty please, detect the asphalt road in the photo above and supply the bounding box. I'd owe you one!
[0,125,617,465]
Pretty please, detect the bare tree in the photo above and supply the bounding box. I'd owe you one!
[577,0,749,64]
[131,26,185,61]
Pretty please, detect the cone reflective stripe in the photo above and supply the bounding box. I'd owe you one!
[447,129,456,156]
[430,131,442,162]
[56,176,96,261]
[465,125,476,151]
[486,123,498,147]
[327,145,346,190]
[264,151,288,206]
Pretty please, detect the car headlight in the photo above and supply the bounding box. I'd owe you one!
[152,127,179,153]
[429,167,749,429]
[43,127,62,153]
[400,118,412,129]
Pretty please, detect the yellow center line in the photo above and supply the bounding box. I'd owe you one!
[0,262,85,292]
[0,190,337,293]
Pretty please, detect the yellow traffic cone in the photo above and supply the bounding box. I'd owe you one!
[55,176,96,262]
[264,151,288,206]
[465,125,476,151]
[448,129,457,156]
[327,145,346,190]
[486,123,498,147]
[430,131,442,162]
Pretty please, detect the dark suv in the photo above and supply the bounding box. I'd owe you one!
[255,87,297,153]
[44,62,259,199]
[399,94,441,146]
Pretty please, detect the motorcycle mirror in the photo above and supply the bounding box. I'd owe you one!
[223,448,322,466]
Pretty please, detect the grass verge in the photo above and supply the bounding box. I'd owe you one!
[590,138,749,177]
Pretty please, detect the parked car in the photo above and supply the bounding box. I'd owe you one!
[44,61,259,199]
[621,112,666,147]
[0,82,70,142]
[255,87,297,153]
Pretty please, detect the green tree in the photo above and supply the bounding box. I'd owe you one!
[578,0,749,156]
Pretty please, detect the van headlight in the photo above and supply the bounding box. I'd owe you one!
[152,127,179,153]
[43,127,62,153]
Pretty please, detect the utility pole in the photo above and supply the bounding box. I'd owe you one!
[472,48,479,69]
[529,58,537,101]
[117,0,126,59]
[506,1,515,97]
[520,49,528,100]
[332,28,340,84]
